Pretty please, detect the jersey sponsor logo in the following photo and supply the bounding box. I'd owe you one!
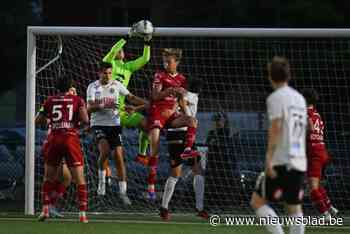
[51,121,74,129]
[52,98,73,102]
[95,91,101,99]
[310,134,324,142]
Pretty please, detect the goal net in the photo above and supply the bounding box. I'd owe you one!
[28,28,350,217]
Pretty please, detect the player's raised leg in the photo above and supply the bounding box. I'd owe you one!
[135,130,150,165]
[169,115,199,159]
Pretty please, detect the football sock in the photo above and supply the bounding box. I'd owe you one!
[119,181,127,195]
[42,180,55,206]
[311,188,331,214]
[77,184,88,212]
[161,177,178,209]
[138,130,149,156]
[193,175,205,211]
[185,127,197,149]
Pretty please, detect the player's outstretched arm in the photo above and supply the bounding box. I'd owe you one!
[124,42,151,73]
[102,37,128,63]
[126,94,148,108]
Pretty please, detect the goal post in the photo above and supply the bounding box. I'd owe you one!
[26,27,350,216]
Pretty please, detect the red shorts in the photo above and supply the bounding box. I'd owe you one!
[147,105,179,130]
[44,133,84,168]
[307,144,330,178]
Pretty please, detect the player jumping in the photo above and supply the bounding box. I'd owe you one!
[103,21,151,165]
[37,78,89,223]
[146,48,200,200]
[159,78,208,220]
[87,62,147,205]
[302,88,338,219]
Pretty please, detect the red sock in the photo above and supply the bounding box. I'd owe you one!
[51,181,66,205]
[77,184,88,212]
[310,188,330,213]
[185,127,197,149]
[42,181,55,206]
[147,166,157,185]
[319,186,331,210]
[148,156,158,168]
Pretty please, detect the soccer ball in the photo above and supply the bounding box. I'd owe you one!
[134,20,154,35]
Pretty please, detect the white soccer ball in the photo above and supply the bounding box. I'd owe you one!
[135,20,154,35]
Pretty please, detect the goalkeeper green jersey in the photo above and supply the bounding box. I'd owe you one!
[103,38,150,111]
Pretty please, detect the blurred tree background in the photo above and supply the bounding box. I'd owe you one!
[0,0,349,126]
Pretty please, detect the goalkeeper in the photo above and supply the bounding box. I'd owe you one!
[102,21,152,160]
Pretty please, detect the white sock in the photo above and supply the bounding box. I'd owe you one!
[289,212,304,234]
[98,170,106,184]
[256,205,284,234]
[119,181,127,195]
[193,174,205,211]
[161,177,178,209]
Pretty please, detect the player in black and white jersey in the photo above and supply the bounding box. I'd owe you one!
[86,62,147,205]
[159,78,208,221]
[250,57,307,234]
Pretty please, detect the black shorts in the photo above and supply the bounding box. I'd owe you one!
[92,126,123,148]
[166,130,199,168]
[255,166,305,205]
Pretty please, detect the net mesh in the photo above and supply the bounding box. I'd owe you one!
[34,33,350,215]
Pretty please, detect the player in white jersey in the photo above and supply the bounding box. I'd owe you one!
[159,78,208,221]
[86,62,147,205]
[250,56,307,234]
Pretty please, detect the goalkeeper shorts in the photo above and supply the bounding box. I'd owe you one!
[120,111,144,129]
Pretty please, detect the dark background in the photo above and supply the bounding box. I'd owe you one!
[0,0,349,126]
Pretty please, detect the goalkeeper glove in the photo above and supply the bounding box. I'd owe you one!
[143,34,152,43]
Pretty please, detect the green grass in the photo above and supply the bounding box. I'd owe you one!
[0,218,348,234]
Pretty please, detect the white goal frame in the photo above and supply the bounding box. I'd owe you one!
[26,26,350,215]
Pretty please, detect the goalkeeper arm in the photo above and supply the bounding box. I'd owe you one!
[102,38,127,63]
[124,43,151,73]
